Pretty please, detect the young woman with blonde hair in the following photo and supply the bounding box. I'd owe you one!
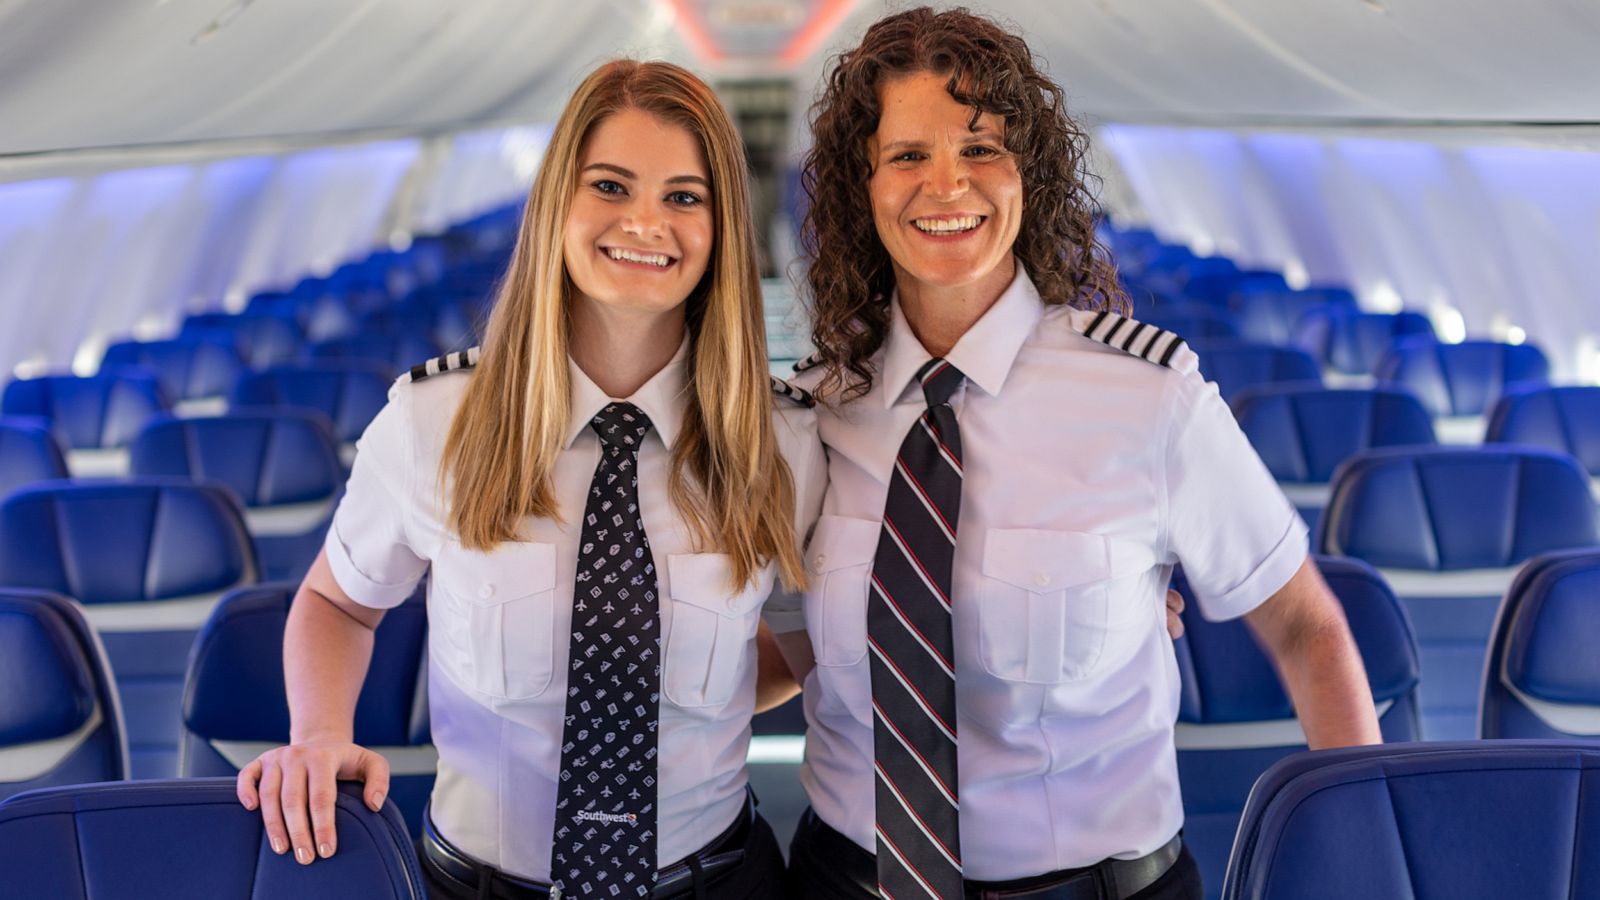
[236,59,823,899]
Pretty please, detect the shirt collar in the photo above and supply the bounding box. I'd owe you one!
[879,261,1045,408]
[565,336,689,450]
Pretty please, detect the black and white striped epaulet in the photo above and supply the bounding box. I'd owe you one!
[400,347,480,384]
[1075,311,1196,371]
[791,352,824,374]
[770,375,816,408]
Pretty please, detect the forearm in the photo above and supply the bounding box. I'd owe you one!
[1273,619,1383,749]
[285,586,378,743]
[754,622,802,713]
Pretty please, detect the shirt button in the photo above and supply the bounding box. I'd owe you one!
[812,554,827,571]
[1034,572,1052,588]
[478,584,496,600]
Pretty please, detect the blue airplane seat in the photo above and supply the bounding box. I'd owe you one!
[0,778,426,899]
[0,589,128,802]
[0,417,69,500]
[1182,269,1288,309]
[303,334,441,379]
[1229,385,1436,531]
[248,291,363,343]
[181,584,434,838]
[1230,287,1357,345]
[1139,304,1241,343]
[129,410,344,582]
[1292,308,1434,376]
[1318,445,1598,738]
[1171,556,1420,900]
[1220,741,1600,900]
[1486,385,1600,483]
[1375,338,1550,443]
[1192,341,1322,403]
[1480,548,1600,740]
[100,337,244,405]
[0,480,259,778]
[1,372,169,476]
[181,311,304,369]
[231,362,392,447]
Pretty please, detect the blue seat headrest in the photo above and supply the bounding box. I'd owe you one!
[1502,551,1600,704]
[184,585,428,746]
[1319,446,1597,570]
[130,410,342,506]
[1487,385,1600,476]
[0,480,257,604]
[230,363,392,442]
[1295,309,1435,375]
[101,338,243,402]
[1231,385,1436,483]
[0,591,95,745]
[1193,341,1321,402]
[1,373,169,449]
[0,417,69,499]
[1376,339,1550,417]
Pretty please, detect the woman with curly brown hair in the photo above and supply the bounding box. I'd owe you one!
[767,8,1381,899]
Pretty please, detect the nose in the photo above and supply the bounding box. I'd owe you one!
[923,152,969,201]
[619,198,666,241]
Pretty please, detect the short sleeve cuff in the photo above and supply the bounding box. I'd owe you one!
[323,521,422,610]
[1196,513,1310,622]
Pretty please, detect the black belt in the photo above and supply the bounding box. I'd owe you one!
[965,833,1183,900]
[421,793,753,900]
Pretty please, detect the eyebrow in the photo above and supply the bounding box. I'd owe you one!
[877,130,1005,155]
[581,162,710,188]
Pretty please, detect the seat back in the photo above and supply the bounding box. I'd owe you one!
[181,312,303,369]
[0,417,69,500]
[231,363,391,443]
[0,590,127,801]
[1193,342,1321,403]
[100,338,243,402]
[182,584,434,837]
[1222,742,1600,900]
[0,779,426,899]
[1172,556,1420,899]
[1293,309,1434,375]
[1376,338,1549,420]
[129,411,344,581]
[1318,446,1598,738]
[1141,305,1241,343]
[1,372,169,451]
[1232,288,1355,345]
[1487,385,1600,477]
[1481,549,1600,740]
[0,480,259,777]
[303,334,439,377]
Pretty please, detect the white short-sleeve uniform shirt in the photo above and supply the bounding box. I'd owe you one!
[322,341,826,882]
[780,265,1308,881]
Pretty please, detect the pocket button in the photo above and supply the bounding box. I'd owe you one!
[478,584,495,600]
[812,553,827,570]
[1034,572,1052,587]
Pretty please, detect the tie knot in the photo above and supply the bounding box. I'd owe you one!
[590,402,653,452]
[916,358,966,407]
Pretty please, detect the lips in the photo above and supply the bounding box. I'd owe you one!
[912,214,986,235]
[602,246,676,268]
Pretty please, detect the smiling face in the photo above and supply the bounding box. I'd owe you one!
[867,70,1023,303]
[562,107,715,323]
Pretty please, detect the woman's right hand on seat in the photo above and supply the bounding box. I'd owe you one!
[236,740,391,865]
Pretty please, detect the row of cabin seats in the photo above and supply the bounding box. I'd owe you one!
[8,541,1600,897]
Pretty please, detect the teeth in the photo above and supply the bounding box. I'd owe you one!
[606,248,672,267]
[914,215,982,234]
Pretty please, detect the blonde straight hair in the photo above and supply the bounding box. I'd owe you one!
[440,60,805,592]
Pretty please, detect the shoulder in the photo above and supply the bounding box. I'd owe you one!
[399,347,480,385]
[1046,307,1200,375]
[770,371,816,409]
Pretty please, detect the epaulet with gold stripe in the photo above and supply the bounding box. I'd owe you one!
[791,352,824,374]
[770,374,815,408]
[401,347,480,384]
[1074,311,1195,371]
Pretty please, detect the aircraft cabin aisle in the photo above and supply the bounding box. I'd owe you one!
[0,3,1598,899]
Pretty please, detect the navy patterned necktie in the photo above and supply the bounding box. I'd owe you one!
[869,358,967,898]
[552,402,661,899]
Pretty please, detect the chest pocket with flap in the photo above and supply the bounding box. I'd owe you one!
[431,539,558,701]
[663,552,773,709]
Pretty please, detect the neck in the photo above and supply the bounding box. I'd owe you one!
[568,297,687,398]
[894,256,1017,357]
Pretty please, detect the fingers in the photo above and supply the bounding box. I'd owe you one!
[236,759,261,812]
[1167,589,1186,615]
[257,757,290,859]
[279,761,316,865]
[355,748,391,814]
[307,755,341,861]
[1165,588,1186,640]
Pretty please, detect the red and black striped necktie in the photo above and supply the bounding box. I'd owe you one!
[869,357,966,898]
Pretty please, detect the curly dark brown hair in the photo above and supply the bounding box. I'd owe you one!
[799,6,1129,400]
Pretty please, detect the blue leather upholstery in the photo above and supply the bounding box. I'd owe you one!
[1141,305,1241,343]
[100,338,243,402]
[1293,308,1434,375]
[0,480,259,777]
[1481,549,1600,740]
[1375,338,1550,417]
[0,779,426,899]
[1182,270,1288,309]
[181,312,303,369]
[231,363,392,443]
[304,334,439,377]
[129,410,344,581]
[0,417,68,501]
[1319,446,1598,738]
[1221,741,1600,900]
[1172,556,1420,899]
[1487,385,1600,476]
[1231,288,1356,345]
[182,584,434,837]
[1,372,169,450]
[1193,341,1321,403]
[0,590,127,802]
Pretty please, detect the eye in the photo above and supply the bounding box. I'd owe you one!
[891,150,925,163]
[667,190,704,207]
[965,145,1000,158]
[591,179,625,196]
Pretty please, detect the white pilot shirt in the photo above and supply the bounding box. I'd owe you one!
[322,340,826,882]
[771,265,1309,881]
